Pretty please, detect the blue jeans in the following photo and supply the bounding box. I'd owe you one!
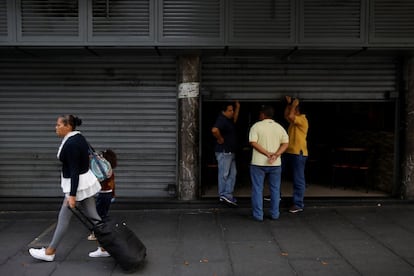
[250,165,281,221]
[283,153,307,209]
[215,152,237,199]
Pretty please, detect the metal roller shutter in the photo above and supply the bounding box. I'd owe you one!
[0,54,177,198]
[201,53,397,102]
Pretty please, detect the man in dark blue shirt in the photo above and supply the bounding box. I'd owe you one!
[211,101,240,206]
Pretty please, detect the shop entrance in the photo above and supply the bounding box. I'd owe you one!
[201,100,396,199]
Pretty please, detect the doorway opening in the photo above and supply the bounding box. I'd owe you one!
[201,100,396,199]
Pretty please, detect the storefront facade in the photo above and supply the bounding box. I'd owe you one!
[0,0,413,200]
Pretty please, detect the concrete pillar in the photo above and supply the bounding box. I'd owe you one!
[177,56,200,200]
[403,57,414,199]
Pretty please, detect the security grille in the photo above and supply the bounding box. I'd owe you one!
[202,54,397,101]
[0,0,7,37]
[161,0,223,41]
[0,53,177,198]
[370,0,414,43]
[91,0,152,40]
[229,0,294,43]
[300,0,365,43]
[19,0,80,37]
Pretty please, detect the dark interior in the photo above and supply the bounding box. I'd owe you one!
[201,100,396,197]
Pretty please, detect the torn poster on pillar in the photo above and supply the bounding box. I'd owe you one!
[178,82,199,98]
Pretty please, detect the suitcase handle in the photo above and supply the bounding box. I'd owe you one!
[68,206,100,232]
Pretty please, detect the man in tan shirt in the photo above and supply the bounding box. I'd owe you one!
[249,105,289,221]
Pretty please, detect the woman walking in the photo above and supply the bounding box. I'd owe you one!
[29,114,102,261]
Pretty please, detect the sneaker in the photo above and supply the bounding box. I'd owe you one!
[89,247,110,258]
[29,248,55,262]
[220,195,238,206]
[289,205,304,213]
[87,232,97,241]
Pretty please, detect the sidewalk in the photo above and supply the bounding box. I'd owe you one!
[1,201,414,276]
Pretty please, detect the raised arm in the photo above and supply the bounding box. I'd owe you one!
[284,96,299,123]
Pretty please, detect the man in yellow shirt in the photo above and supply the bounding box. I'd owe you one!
[249,105,289,221]
[284,96,309,213]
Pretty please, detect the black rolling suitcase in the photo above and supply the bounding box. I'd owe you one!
[69,206,147,271]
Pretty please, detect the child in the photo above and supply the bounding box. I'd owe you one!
[87,149,117,243]
[95,149,117,218]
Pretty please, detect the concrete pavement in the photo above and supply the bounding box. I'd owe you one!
[1,200,414,275]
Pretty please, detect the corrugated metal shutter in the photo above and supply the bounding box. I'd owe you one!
[0,0,7,39]
[228,0,294,44]
[201,54,397,101]
[370,0,414,43]
[18,0,81,40]
[160,0,223,43]
[91,0,153,41]
[0,54,177,198]
[300,0,365,43]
